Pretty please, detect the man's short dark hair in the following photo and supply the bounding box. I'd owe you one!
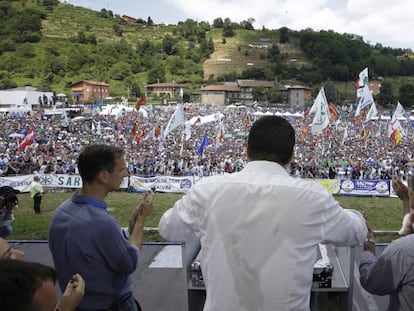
[247,116,295,165]
[78,144,124,183]
[0,259,57,311]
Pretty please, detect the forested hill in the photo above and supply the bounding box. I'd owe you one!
[1,0,414,103]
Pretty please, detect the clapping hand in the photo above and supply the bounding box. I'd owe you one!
[128,191,154,234]
[56,273,85,311]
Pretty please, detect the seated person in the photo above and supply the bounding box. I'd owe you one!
[0,259,85,311]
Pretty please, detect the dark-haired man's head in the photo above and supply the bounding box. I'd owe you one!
[78,144,125,184]
[0,259,57,311]
[247,116,295,166]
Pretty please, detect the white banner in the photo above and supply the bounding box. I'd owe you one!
[129,175,194,193]
[0,174,128,192]
[0,175,34,192]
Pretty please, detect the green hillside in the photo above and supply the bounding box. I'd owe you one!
[1,1,414,105]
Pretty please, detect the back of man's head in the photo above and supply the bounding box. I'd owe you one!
[0,259,57,311]
[78,144,124,183]
[247,116,295,165]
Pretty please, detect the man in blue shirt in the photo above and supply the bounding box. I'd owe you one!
[49,144,153,311]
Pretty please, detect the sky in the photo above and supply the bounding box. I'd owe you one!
[61,0,414,50]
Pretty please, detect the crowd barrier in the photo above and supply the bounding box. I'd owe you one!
[0,174,396,197]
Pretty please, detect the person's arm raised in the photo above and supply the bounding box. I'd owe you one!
[129,192,154,250]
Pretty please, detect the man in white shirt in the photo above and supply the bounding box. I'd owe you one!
[159,115,367,311]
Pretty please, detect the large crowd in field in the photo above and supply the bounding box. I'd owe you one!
[0,103,413,180]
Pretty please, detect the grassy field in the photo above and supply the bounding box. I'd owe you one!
[9,191,403,242]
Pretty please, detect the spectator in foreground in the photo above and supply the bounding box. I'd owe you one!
[359,176,414,311]
[49,144,154,311]
[0,186,19,238]
[159,115,367,311]
[0,259,85,311]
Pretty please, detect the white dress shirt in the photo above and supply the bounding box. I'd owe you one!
[159,161,367,311]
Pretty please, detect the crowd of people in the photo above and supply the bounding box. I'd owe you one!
[0,102,413,181]
[1,111,414,310]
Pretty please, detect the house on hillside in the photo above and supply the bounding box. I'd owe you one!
[145,82,187,99]
[368,79,382,96]
[282,85,312,108]
[70,80,110,104]
[199,80,311,107]
[199,84,240,106]
[237,80,275,105]
[122,15,136,24]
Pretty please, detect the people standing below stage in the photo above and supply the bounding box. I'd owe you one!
[49,144,154,311]
[30,175,44,214]
[159,116,367,311]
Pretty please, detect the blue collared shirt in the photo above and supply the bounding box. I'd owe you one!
[49,193,140,309]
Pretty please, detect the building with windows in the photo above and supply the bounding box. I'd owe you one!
[145,82,187,99]
[70,80,110,104]
[199,84,240,106]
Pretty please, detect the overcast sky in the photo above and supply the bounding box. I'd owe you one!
[61,0,414,50]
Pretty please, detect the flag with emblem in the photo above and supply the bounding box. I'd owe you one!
[311,87,329,135]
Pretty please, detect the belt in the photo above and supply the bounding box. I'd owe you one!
[77,292,133,311]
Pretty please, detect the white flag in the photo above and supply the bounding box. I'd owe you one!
[355,84,374,116]
[394,101,406,119]
[365,102,378,122]
[358,67,368,87]
[341,126,349,145]
[387,102,406,141]
[163,104,185,138]
[61,109,69,127]
[184,121,192,141]
[311,87,330,135]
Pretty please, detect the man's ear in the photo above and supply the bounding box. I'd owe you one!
[96,170,109,184]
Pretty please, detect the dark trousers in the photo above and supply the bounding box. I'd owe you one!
[76,293,142,311]
[33,193,42,213]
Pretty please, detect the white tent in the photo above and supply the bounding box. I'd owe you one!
[253,111,264,116]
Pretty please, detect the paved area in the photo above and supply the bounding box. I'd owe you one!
[9,241,390,311]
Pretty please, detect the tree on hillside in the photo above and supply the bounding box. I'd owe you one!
[376,80,396,106]
[213,18,224,28]
[399,83,414,108]
[162,35,179,55]
[147,63,166,84]
[279,27,289,43]
[147,16,154,26]
[323,79,339,104]
[268,87,284,104]
[223,20,235,37]
[240,18,254,30]
[267,44,281,63]
[252,86,267,103]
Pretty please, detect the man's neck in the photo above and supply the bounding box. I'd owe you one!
[80,184,107,201]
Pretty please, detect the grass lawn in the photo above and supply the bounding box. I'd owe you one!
[9,191,403,242]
